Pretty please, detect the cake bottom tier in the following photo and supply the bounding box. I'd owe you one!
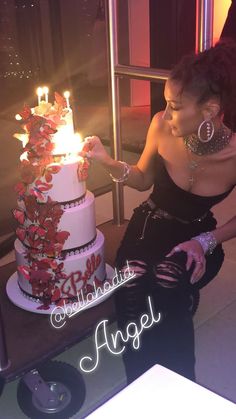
[15,230,106,300]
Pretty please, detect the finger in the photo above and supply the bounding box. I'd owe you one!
[191,271,203,284]
[190,261,205,284]
[195,262,206,283]
[84,137,94,149]
[186,253,195,271]
[166,246,181,257]
[84,135,94,142]
[85,150,92,159]
[190,268,201,283]
[78,150,91,158]
[85,135,99,145]
[78,150,86,157]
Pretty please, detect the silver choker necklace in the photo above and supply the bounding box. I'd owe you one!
[184,125,232,156]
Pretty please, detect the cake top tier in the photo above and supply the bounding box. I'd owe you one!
[15,90,79,156]
[14,91,88,203]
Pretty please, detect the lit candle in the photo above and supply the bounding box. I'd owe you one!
[63,91,70,108]
[36,87,43,105]
[43,86,49,103]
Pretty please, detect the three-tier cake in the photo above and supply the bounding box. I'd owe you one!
[12,91,106,310]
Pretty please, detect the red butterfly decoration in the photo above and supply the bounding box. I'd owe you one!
[13,208,25,224]
[18,265,30,280]
[16,226,26,242]
[19,105,32,121]
[51,287,61,302]
[15,182,26,196]
[54,92,66,108]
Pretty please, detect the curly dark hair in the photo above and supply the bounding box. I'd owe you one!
[170,39,236,131]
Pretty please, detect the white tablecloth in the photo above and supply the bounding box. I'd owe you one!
[87,364,235,419]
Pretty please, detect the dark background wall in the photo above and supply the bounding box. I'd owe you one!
[150,0,196,116]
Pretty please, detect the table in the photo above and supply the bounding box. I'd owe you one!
[87,364,236,418]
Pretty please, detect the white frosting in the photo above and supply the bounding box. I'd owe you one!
[15,230,106,299]
[46,161,86,202]
[59,191,96,250]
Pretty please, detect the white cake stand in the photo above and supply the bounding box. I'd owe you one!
[6,264,115,315]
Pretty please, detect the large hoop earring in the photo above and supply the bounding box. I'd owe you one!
[197,119,215,143]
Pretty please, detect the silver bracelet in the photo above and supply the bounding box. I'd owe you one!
[109,161,131,183]
[191,231,217,255]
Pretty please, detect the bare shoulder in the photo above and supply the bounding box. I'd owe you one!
[137,111,170,176]
[150,111,170,132]
[147,111,171,146]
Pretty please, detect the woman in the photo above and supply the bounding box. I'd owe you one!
[80,40,236,383]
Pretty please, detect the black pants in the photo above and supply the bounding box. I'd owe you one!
[114,205,224,384]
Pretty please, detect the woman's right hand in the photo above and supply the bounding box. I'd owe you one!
[79,136,112,165]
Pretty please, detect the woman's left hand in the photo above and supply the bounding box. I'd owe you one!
[166,240,206,284]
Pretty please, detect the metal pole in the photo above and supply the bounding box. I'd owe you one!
[196,0,214,52]
[115,65,169,81]
[106,0,124,225]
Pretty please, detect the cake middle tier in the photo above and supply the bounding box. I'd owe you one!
[15,229,106,300]
[58,191,96,250]
[59,190,96,250]
[17,190,96,251]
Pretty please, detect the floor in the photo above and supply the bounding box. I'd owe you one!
[0,185,236,418]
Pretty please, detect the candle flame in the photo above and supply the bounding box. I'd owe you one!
[52,132,84,162]
[36,87,43,96]
[63,91,70,99]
